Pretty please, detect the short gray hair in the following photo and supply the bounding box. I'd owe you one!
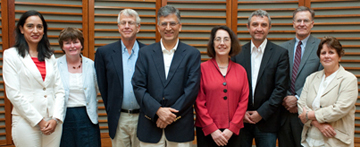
[117,9,141,25]
[247,9,271,26]
[157,5,181,24]
[293,6,315,20]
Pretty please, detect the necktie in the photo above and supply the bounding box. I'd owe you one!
[290,41,302,95]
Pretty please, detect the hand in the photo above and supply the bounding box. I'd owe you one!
[317,123,336,138]
[248,111,262,123]
[282,96,297,110]
[211,130,228,146]
[221,129,233,141]
[38,119,47,130]
[289,105,298,113]
[41,119,57,135]
[156,107,178,125]
[298,107,308,124]
[156,119,168,129]
[243,111,255,124]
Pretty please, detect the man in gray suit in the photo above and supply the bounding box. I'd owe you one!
[278,6,322,147]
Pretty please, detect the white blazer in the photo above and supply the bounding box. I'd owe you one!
[57,55,99,124]
[3,47,65,127]
[298,66,358,147]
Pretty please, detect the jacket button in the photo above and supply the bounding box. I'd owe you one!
[223,96,227,100]
[43,88,46,91]
[44,95,47,98]
[223,89,227,93]
[223,82,226,86]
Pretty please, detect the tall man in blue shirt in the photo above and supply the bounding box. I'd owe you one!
[95,9,146,147]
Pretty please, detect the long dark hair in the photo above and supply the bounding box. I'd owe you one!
[14,10,52,61]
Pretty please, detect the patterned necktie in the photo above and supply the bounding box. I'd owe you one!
[290,41,302,95]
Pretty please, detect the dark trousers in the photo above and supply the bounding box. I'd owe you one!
[278,113,303,147]
[60,107,101,147]
[239,124,277,147]
[196,127,241,147]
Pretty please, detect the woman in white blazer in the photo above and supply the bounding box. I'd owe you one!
[3,10,65,146]
[298,36,358,147]
[57,27,101,147]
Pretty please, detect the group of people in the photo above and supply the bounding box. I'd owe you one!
[2,4,357,147]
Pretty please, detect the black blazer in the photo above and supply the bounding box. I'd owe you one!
[132,41,201,143]
[231,40,289,132]
[94,40,146,139]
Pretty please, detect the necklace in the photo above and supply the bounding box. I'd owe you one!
[72,59,82,69]
[218,65,228,69]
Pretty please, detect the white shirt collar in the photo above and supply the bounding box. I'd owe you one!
[295,34,310,46]
[251,39,267,54]
[160,39,179,53]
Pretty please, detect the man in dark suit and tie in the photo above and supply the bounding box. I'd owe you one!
[95,9,146,147]
[132,5,200,147]
[277,6,322,147]
[232,9,289,147]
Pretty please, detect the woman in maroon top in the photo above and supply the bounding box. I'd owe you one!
[195,25,249,146]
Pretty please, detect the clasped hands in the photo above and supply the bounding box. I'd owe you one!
[282,95,298,113]
[156,107,179,129]
[299,107,336,138]
[38,119,57,135]
[211,129,233,146]
[243,111,262,124]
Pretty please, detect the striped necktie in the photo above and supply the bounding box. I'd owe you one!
[290,41,302,95]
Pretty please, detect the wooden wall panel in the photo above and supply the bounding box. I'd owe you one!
[166,0,230,61]
[0,0,7,145]
[14,0,86,57]
[236,0,300,45]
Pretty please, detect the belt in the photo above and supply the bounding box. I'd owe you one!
[120,109,140,114]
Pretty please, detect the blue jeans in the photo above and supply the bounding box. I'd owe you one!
[239,124,277,147]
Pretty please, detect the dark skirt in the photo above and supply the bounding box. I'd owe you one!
[60,107,101,147]
[196,127,241,147]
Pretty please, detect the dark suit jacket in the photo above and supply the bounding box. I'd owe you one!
[279,35,322,126]
[94,40,146,139]
[132,41,201,143]
[231,40,289,133]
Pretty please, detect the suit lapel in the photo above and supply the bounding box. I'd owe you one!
[111,40,124,91]
[311,70,323,100]
[288,39,296,76]
[321,67,344,97]
[257,41,273,83]
[297,35,317,76]
[243,44,252,86]
[58,55,70,89]
[21,54,45,87]
[81,56,88,97]
[151,43,166,86]
[43,57,54,87]
[165,42,186,87]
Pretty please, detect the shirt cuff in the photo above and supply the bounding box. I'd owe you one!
[295,95,300,100]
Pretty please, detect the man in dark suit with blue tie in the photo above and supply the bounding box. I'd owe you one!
[95,9,146,147]
[232,9,289,147]
[132,5,201,147]
[278,6,322,147]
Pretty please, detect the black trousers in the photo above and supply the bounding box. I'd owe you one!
[196,127,241,147]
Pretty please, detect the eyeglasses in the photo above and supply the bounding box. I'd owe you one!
[214,37,230,43]
[159,21,179,27]
[119,21,137,26]
[294,19,312,24]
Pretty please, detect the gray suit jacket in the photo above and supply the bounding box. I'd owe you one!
[280,35,322,97]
